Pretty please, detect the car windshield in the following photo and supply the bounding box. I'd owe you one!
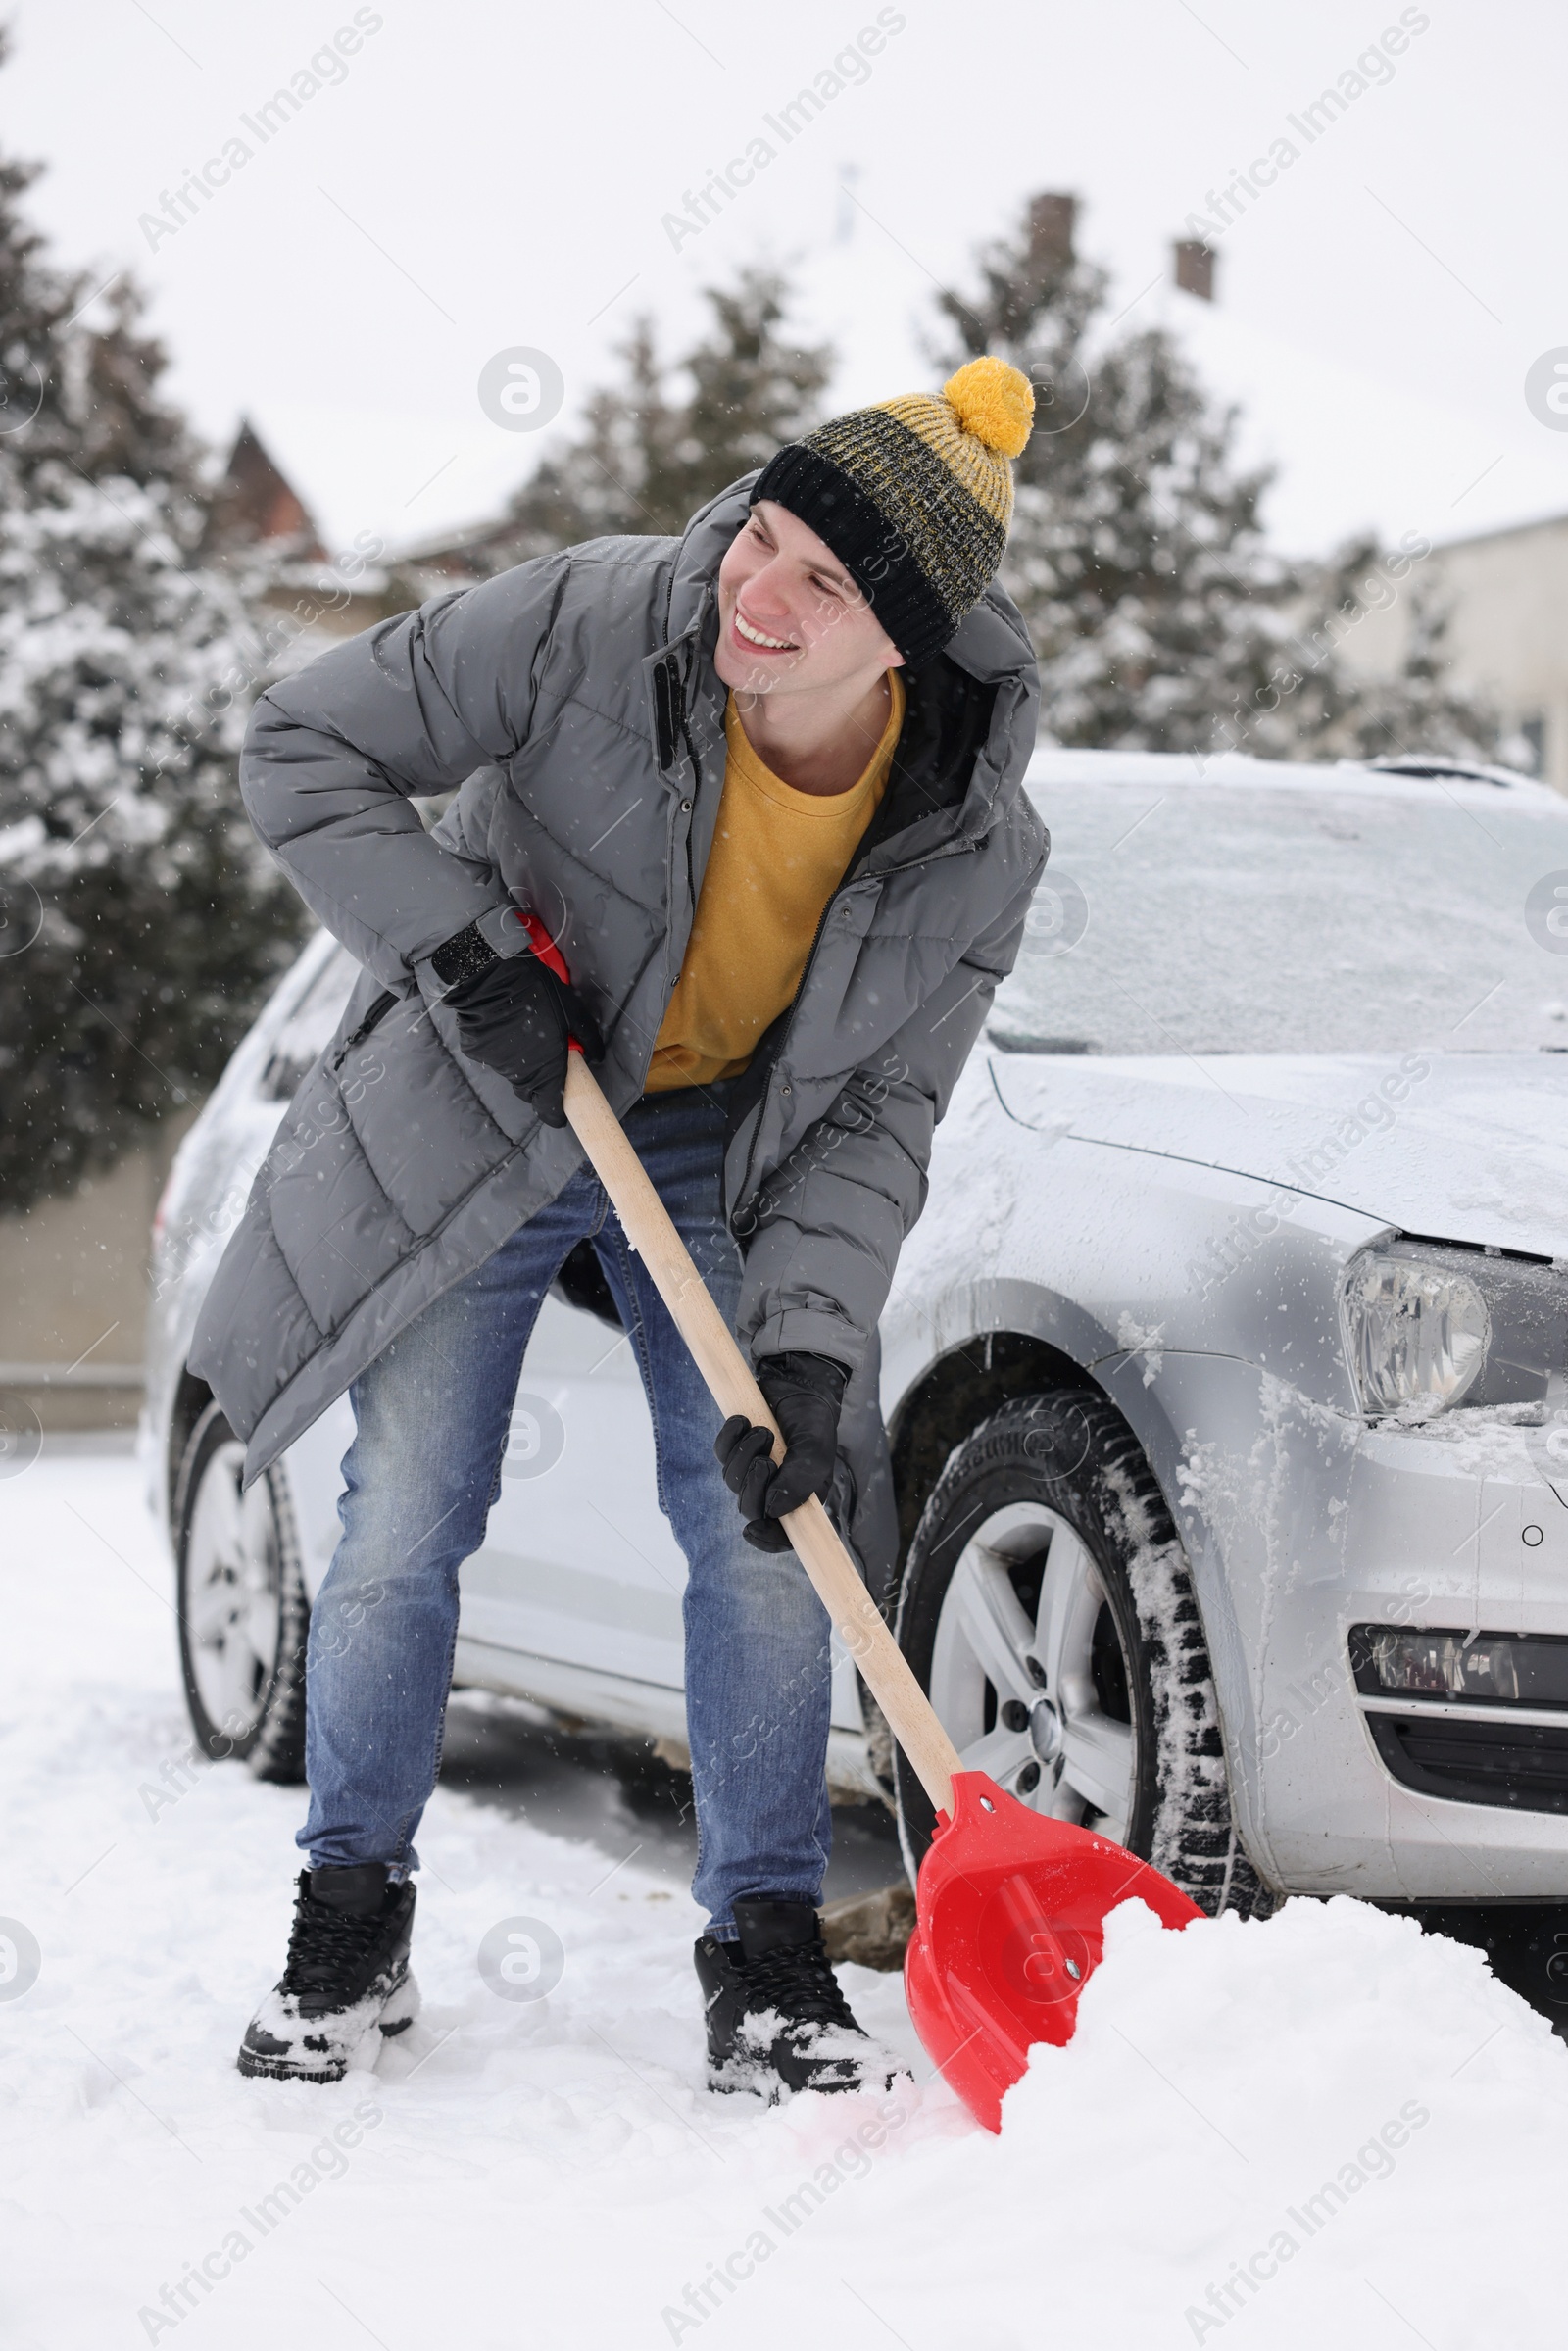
[987,768,1568,1056]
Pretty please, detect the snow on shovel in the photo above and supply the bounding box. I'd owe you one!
[523,916,1201,2131]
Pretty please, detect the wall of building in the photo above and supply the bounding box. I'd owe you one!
[1339,515,1568,790]
[0,1115,193,1435]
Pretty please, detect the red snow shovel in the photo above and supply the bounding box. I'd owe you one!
[520,916,1202,2131]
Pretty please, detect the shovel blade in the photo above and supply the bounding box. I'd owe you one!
[904,1770,1202,2131]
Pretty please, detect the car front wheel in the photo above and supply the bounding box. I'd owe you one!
[173,1400,309,1782]
[894,1390,1272,1919]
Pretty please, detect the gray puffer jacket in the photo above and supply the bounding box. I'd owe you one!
[191,477,1046,1557]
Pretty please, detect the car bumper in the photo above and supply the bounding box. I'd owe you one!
[1159,1356,1568,1899]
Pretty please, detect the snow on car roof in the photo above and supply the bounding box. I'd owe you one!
[1024,746,1560,803]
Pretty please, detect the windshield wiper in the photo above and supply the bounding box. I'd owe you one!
[986,1031,1096,1054]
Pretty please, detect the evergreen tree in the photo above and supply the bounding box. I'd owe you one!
[0,77,303,1214]
[0,74,191,499]
[490,267,831,563]
[935,195,1501,761]
[933,196,1292,751]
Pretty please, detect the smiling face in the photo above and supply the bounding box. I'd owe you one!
[713,499,904,704]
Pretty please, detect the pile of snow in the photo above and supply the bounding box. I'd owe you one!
[3,1449,1565,2348]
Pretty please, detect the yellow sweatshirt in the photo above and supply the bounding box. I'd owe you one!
[645,676,906,1093]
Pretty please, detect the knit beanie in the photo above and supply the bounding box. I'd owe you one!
[750,355,1035,666]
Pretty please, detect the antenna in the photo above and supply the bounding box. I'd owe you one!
[835,163,860,246]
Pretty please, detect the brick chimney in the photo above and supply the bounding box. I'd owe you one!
[1173,238,1217,301]
[1028,193,1078,269]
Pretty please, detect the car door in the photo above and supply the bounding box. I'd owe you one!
[458,1249,690,1691]
[461,1252,876,1751]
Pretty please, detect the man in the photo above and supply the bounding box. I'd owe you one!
[191,355,1047,2099]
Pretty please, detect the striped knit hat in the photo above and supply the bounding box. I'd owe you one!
[750,356,1035,666]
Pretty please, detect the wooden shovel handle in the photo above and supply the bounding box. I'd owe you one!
[563,1054,960,1818]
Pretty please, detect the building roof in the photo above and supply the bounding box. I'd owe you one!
[203,419,325,559]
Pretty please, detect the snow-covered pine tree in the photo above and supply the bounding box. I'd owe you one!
[0,82,304,1214]
[934,194,1501,762]
[491,266,831,561]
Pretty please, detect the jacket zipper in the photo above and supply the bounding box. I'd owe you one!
[330,989,398,1071]
[638,648,707,1096]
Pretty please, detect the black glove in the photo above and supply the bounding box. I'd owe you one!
[714,1351,849,1553]
[440,944,603,1129]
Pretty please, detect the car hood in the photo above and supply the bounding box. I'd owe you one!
[987,1049,1568,1260]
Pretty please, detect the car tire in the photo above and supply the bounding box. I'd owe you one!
[173,1399,309,1783]
[893,1390,1273,1919]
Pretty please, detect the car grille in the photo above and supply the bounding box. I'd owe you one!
[1366,1712,1568,1814]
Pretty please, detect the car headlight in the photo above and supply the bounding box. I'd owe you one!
[1342,1239,1566,1418]
[1342,1247,1490,1416]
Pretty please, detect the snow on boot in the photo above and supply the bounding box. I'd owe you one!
[695,1895,906,2100]
[237,1865,418,2082]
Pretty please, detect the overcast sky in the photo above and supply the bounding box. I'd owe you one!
[13,0,1568,558]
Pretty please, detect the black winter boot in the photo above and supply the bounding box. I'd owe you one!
[237,1865,418,2082]
[695,1895,906,2100]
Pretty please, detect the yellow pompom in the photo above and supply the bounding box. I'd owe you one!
[942,356,1034,459]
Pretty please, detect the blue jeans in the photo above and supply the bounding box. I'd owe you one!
[298,1081,834,1935]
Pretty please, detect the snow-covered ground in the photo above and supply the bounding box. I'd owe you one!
[4,1445,1568,2350]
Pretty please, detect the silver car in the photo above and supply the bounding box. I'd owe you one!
[144,749,1568,1927]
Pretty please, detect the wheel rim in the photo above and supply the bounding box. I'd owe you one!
[928,1500,1137,1844]
[184,1439,281,1741]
